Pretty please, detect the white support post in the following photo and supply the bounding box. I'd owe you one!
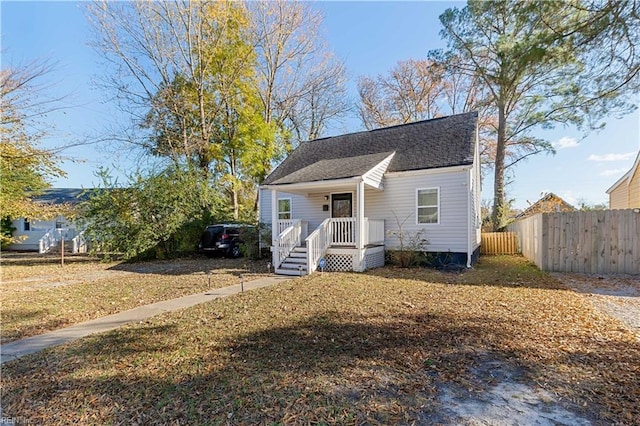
[356,180,366,271]
[357,180,365,249]
[271,189,278,269]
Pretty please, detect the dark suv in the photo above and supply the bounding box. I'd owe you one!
[199,224,250,257]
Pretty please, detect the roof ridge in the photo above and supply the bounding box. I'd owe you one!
[305,111,478,144]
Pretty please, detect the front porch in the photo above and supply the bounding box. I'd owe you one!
[264,154,393,275]
[273,217,385,275]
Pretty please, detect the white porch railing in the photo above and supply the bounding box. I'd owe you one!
[72,231,88,254]
[39,228,62,253]
[330,217,356,246]
[275,219,302,269]
[39,227,83,254]
[277,219,295,235]
[306,218,332,273]
[365,219,385,245]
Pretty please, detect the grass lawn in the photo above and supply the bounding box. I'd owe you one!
[1,255,271,344]
[1,256,639,424]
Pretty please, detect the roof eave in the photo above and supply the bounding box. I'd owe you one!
[261,176,362,193]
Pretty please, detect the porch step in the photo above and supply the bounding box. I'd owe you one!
[276,246,309,276]
[275,267,307,276]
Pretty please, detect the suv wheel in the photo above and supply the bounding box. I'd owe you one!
[230,246,241,258]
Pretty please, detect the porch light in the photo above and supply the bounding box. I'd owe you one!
[324,195,329,201]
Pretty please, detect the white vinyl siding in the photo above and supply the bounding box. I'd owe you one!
[416,188,439,224]
[7,217,77,251]
[365,169,469,253]
[259,163,481,256]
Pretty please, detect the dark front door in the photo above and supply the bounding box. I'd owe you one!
[331,193,353,218]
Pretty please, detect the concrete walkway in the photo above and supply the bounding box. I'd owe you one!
[0,275,292,364]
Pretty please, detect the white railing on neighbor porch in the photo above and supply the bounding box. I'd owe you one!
[275,219,302,268]
[365,219,385,245]
[330,217,356,246]
[39,227,85,254]
[306,218,332,273]
[72,231,88,254]
[39,228,62,253]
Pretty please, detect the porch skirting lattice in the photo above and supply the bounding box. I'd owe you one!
[325,254,354,272]
[363,249,385,270]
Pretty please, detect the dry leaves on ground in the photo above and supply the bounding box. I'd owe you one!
[1,254,271,343]
[1,256,639,425]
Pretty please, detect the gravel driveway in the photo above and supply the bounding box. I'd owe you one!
[553,272,640,339]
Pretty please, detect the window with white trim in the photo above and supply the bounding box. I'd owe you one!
[278,198,291,220]
[417,188,439,224]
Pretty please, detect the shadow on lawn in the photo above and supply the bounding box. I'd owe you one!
[107,256,271,277]
[4,309,638,424]
[366,255,567,291]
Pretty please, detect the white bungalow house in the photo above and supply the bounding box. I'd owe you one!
[6,188,89,253]
[259,112,482,275]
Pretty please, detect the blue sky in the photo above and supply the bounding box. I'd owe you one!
[2,1,639,210]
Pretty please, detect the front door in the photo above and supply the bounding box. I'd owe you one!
[331,193,353,218]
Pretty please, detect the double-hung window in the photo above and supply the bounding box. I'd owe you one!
[278,198,291,220]
[417,188,439,224]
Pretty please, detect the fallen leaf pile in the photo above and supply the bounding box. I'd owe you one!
[2,256,638,424]
[1,256,271,343]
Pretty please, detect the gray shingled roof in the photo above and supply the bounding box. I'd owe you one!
[34,188,91,205]
[270,151,394,185]
[263,112,478,186]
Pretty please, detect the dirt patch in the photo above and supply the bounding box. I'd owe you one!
[553,272,640,339]
[434,356,591,425]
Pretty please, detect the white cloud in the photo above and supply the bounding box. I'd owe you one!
[587,152,636,162]
[600,168,628,177]
[554,137,579,149]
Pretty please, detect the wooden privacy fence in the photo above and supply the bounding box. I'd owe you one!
[507,209,640,274]
[481,232,519,255]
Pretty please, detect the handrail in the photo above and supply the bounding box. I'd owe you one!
[72,231,88,254]
[39,227,61,254]
[305,218,332,273]
[275,219,302,269]
[277,219,295,235]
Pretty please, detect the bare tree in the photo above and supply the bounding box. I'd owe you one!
[249,0,349,146]
[358,59,446,130]
[87,1,237,174]
[357,56,497,177]
[87,1,284,221]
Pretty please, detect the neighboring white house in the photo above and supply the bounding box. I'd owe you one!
[259,112,482,275]
[606,151,640,209]
[7,188,89,253]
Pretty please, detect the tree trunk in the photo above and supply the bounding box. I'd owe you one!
[230,153,239,221]
[491,102,507,231]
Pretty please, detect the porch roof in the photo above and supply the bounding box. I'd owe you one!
[268,151,394,185]
[263,112,477,187]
